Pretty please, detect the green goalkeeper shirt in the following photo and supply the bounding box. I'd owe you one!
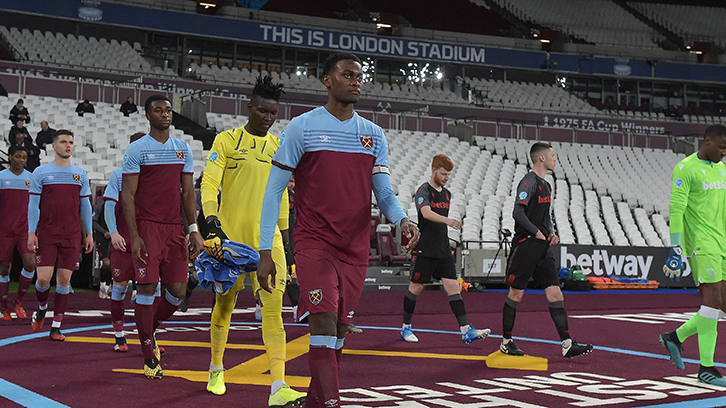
[670,152,726,255]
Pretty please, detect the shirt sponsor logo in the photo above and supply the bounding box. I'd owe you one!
[674,178,683,187]
[519,192,527,200]
[359,135,373,149]
[538,195,551,203]
[430,201,450,209]
[702,181,726,190]
[721,168,725,177]
[208,151,219,162]
[176,151,185,160]
[309,289,322,305]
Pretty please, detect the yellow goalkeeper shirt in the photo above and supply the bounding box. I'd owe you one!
[201,126,289,251]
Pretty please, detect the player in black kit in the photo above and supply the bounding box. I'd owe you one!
[401,154,490,344]
[501,142,593,358]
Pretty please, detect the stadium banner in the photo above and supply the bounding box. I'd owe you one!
[554,244,692,288]
[5,1,726,81]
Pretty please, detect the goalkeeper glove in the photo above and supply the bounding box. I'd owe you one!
[284,240,294,267]
[204,218,228,261]
[663,245,684,283]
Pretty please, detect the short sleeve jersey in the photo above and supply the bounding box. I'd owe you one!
[121,134,193,225]
[513,171,552,241]
[0,168,31,236]
[413,182,452,258]
[272,107,390,266]
[201,127,289,251]
[103,168,130,247]
[30,162,91,238]
[670,153,726,255]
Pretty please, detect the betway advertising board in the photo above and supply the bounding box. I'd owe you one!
[554,245,692,288]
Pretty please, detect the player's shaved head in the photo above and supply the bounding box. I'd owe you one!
[144,94,170,113]
[530,142,552,163]
[704,124,726,141]
[322,52,362,78]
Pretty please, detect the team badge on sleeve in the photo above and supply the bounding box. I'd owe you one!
[360,135,373,150]
[519,192,527,200]
[309,289,322,305]
[674,179,683,187]
[72,174,80,182]
[176,151,185,160]
[208,151,218,162]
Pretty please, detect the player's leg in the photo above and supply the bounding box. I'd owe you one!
[46,267,72,341]
[297,249,345,408]
[695,279,724,386]
[542,285,593,358]
[12,250,36,319]
[0,261,11,320]
[401,255,429,343]
[207,278,243,396]
[440,277,490,343]
[32,263,55,332]
[286,268,300,322]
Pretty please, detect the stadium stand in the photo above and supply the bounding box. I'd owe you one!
[628,2,726,48]
[0,26,172,76]
[489,0,665,49]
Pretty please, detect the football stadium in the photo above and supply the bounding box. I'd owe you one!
[1,1,726,407]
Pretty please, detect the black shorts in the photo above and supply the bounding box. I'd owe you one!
[505,237,558,290]
[410,254,456,283]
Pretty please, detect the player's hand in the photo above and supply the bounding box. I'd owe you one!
[446,218,462,230]
[548,234,559,246]
[663,245,684,283]
[535,231,547,240]
[131,236,148,265]
[257,250,276,293]
[400,218,420,252]
[284,240,294,267]
[83,233,94,254]
[110,232,127,252]
[189,231,204,260]
[28,232,38,253]
[204,217,227,261]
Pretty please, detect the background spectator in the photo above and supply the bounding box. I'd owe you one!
[10,131,40,171]
[76,99,95,116]
[36,120,56,150]
[120,96,138,117]
[9,98,30,124]
[8,118,29,143]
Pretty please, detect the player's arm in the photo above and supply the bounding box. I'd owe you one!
[27,170,42,252]
[182,173,203,259]
[121,174,146,264]
[80,196,94,253]
[669,164,691,246]
[512,175,544,239]
[105,199,126,252]
[372,171,418,251]
[200,135,228,257]
[258,165,293,292]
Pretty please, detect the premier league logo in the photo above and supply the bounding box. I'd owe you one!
[359,135,373,150]
[309,289,323,305]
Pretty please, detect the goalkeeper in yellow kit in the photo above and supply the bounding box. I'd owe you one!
[201,75,306,406]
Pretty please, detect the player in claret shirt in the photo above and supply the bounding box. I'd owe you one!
[28,129,94,341]
[258,52,419,408]
[122,95,203,379]
[0,145,35,321]
[500,142,593,359]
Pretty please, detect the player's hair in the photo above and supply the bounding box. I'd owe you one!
[252,75,285,102]
[704,124,726,141]
[322,52,362,78]
[8,145,27,156]
[432,154,454,171]
[53,129,74,142]
[530,142,553,163]
[144,94,171,113]
[130,132,145,143]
